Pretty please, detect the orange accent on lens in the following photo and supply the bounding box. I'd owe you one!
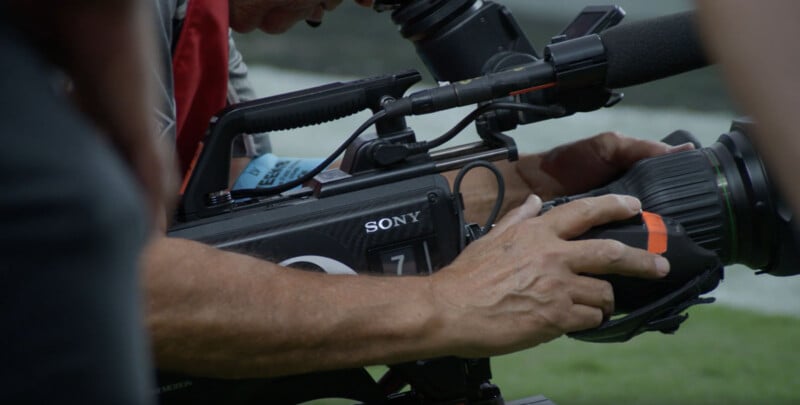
[642,211,668,254]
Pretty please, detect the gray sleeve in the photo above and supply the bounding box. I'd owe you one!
[228,32,272,158]
[152,0,179,149]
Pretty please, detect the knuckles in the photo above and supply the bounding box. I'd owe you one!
[593,131,627,162]
[595,131,626,144]
[598,280,615,315]
[568,198,599,220]
[532,273,568,293]
[587,308,605,327]
[597,239,628,266]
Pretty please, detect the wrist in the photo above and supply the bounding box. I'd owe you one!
[425,266,481,357]
[371,275,453,362]
[514,153,564,201]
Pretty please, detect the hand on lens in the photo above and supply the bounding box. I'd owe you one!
[430,193,669,358]
[517,132,694,200]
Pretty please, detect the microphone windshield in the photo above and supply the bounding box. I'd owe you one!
[601,11,709,88]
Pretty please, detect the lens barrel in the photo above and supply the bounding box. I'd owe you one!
[561,118,799,276]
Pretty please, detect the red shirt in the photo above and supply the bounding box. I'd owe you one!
[171,0,230,177]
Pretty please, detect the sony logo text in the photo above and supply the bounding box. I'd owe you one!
[365,211,422,233]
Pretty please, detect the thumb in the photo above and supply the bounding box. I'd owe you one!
[490,194,542,235]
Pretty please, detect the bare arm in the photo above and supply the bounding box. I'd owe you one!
[144,193,666,378]
[144,235,444,378]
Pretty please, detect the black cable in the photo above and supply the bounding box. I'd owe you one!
[409,102,566,154]
[231,110,387,199]
[452,160,505,250]
[231,101,555,200]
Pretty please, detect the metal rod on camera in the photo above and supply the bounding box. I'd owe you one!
[428,141,488,160]
[432,148,513,172]
[313,141,514,198]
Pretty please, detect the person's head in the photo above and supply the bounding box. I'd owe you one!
[229,0,373,34]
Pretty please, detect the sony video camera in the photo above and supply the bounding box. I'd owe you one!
[161,1,799,404]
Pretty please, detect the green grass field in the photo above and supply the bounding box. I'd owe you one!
[490,304,800,405]
[313,305,799,405]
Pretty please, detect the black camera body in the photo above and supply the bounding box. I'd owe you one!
[171,174,461,277]
[161,2,798,404]
[164,67,525,403]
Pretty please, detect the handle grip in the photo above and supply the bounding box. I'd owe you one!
[177,70,422,221]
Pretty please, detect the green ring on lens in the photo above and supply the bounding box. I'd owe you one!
[704,150,738,261]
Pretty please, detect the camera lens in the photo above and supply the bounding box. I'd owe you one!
[601,119,798,276]
[391,0,476,42]
[382,0,538,82]
[544,119,799,312]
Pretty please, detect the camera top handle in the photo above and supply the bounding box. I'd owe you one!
[178,70,422,221]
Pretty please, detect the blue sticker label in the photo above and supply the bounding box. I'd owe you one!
[233,153,325,190]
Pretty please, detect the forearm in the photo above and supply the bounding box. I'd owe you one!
[143,236,448,378]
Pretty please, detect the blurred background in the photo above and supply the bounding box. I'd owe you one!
[231,1,800,403]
